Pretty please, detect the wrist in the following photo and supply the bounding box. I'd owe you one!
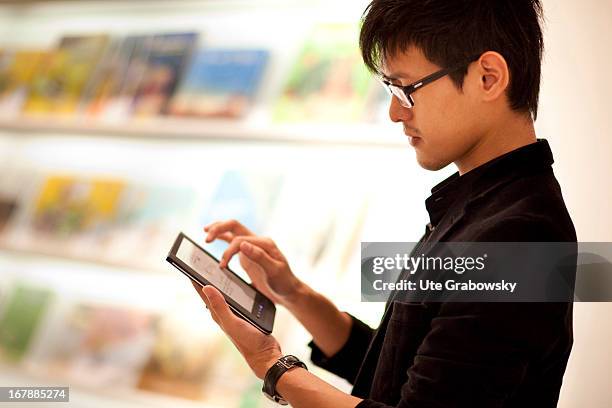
[253,350,283,379]
[262,355,308,405]
[281,279,309,309]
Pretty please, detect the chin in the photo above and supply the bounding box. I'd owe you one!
[416,155,451,171]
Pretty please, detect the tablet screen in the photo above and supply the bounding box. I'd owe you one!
[176,237,256,312]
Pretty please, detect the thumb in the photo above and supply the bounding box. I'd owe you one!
[201,285,234,321]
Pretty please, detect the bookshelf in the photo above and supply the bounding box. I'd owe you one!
[0,1,439,408]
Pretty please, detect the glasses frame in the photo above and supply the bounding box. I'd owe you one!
[380,55,481,108]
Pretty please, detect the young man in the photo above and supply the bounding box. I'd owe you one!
[195,0,576,407]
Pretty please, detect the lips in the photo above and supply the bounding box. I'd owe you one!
[402,126,421,146]
[404,127,420,138]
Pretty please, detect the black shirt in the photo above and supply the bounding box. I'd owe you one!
[308,139,577,408]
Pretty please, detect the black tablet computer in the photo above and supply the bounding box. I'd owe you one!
[167,232,275,334]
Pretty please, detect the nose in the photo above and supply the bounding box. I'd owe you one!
[388,95,413,123]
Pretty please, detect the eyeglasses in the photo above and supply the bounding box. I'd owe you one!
[380,55,481,108]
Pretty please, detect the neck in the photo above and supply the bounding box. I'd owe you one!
[455,113,537,176]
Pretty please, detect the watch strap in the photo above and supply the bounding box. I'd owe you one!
[262,355,307,405]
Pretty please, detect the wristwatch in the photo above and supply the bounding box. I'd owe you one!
[262,355,308,405]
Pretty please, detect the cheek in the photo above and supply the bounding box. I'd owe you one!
[418,97,462,146]
[416,86,462,134]
[414,94,477,166]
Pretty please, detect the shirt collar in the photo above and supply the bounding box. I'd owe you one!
[425,138,555,227]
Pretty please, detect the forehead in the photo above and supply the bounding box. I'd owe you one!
[381,46,439,80]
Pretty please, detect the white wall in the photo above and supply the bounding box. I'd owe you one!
[539,1,612,407]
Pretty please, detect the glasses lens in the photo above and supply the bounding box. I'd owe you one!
[379,79,413,108]
[379,79,393,96]
[390,86,412,108]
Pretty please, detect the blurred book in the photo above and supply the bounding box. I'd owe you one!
[136,316,220,400]
[79,38,132,117]
[87,35,155,121]
[0,50,46,117]
[0,283,53,363]
[169,49,269,118]
[24,35,110,115]
[274,24,373,122]
[10,172,203,269]
[20,51,67,115]
[132,32,198,117]
[24,175,125,254]
[30,303,157,388]
[0,168,39,238]
[0,193,18,235]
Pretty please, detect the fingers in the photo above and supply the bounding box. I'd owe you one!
[239,241,280,272]
[219,236,280,269]
[215,231,235,243]
[204,220,253,243]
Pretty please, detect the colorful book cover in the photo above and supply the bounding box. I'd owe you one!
[0,51,47,116]
[80,35,151,119]
[274,24,372,122]
[24,34,110,115]
[0,283,53,363]
[31,303,157,388]
[92,35,155,121]
[132,32,198,117]
[136,317,220,400]
[79,38,130,116]
[169,49,269,118]
[29,175,125,245]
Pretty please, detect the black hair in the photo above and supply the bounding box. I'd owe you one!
[359,0,545,119]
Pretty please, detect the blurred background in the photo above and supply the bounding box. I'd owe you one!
[0,0,609,407]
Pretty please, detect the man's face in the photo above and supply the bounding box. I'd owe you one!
[382,46,484,171]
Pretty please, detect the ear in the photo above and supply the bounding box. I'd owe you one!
[473,51,510,103]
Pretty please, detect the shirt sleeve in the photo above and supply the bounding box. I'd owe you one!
[307,313,375,384]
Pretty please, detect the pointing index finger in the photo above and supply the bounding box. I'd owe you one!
[205,220,254,242]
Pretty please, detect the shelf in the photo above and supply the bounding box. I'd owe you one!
[0,242,168,275]
[0,116,406,147]
[0,364,223,408]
